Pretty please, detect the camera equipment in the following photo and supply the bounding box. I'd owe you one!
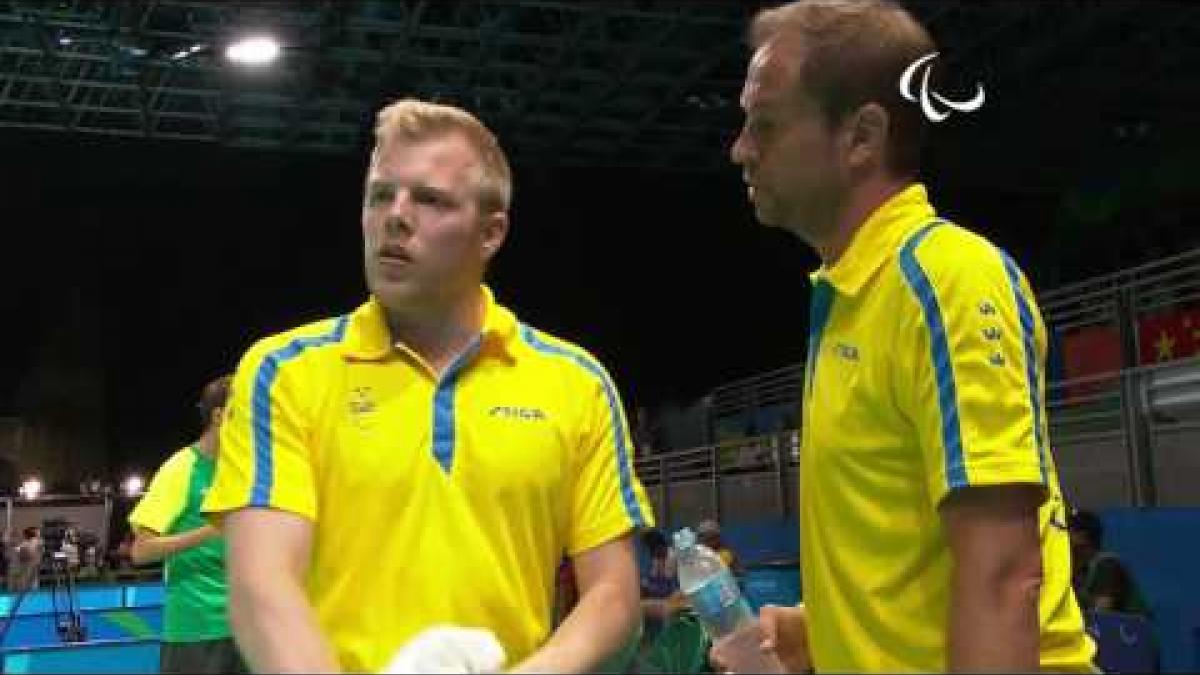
[0,519,87,645]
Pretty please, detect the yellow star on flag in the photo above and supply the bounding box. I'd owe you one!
[1156,330,1176,361]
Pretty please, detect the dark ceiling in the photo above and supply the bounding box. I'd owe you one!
[2,0,1197,179]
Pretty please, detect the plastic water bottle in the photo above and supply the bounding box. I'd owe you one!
[673,527,784,673]
[673,527,753,637]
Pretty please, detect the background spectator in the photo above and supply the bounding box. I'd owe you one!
[1070,509,1149,616]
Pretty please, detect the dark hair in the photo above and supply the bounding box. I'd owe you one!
[641,529,669,557]
[22,526,38,539]
[748,0,935,178]
[197,374,232,428]
[1069,509,1104,547]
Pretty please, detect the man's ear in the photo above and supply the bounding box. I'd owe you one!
[481,211,509,262]
[844,102,889,172]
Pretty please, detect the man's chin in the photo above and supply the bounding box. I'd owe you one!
[367,276,417,306]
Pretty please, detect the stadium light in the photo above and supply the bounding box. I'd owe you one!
[122,475,145,498]
[19,477,42,501]
[225,35,280,66]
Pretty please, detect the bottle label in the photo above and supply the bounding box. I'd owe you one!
[688,570,748,636]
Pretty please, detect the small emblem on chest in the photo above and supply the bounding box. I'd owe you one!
[348,386,376,419]
[834,342,860,361]
[489,405,547,421]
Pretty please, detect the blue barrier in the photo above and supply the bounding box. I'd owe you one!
[715,509,1200,672]
[0,586,127,618]
[122,583,165,609]
[1088,611,1159,674]
[1100,508,1200,672]
[0,582,164,617]
[0,581,165,673]
[1,606,161,649]
[2,638,159,674]
[716,518,800,566]
[742,563,801,612]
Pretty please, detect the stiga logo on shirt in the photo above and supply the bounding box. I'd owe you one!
[489,405,547,421]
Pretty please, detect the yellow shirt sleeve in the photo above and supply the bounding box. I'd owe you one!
[567,357,656,555]
[128,449,192,535]
[900,226,1049,508]
[202,334,319,522]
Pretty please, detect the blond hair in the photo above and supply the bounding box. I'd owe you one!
[371,98,513,213]
[749,0,935,178]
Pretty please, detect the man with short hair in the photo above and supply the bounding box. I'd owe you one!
[203,98,653,673]
[1069,509,1148,616]
[714,1,1096,671]
[129,375,244,674]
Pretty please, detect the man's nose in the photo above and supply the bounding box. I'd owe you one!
[730,128,751,166]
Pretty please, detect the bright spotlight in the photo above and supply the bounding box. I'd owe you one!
[122,475,145,498]
[19,477,43,501]
[225,35,280,66]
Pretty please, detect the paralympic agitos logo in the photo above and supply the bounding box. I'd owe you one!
[899,52,985,123]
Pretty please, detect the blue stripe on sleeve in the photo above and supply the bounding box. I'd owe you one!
[898,221,970,489]
[518,325,646,528]
[999,250,1049,485]
[249,316,349,507]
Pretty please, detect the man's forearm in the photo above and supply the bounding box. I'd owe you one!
[510,582,639,674]
[230,575,340,673]
[947,576,1040,672]
[131,526,217,565]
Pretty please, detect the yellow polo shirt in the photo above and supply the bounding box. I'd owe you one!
[799,184,1095,671]
[202,287,654,672]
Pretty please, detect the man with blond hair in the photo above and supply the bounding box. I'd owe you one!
[203,98,654,673]
[713,0,1096,672]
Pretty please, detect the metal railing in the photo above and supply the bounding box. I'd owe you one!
[659,247,1200,523]
[639,355,1200,525]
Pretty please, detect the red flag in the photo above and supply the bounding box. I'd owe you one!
[1061,325,1121,399]
[1137,305,1200,365]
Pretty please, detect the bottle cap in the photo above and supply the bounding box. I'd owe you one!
[672,527,697,551]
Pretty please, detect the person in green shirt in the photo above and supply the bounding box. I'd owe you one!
[129,374,246,674]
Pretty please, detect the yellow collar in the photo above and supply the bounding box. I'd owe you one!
[340,285,519,361]
[814,183,937,295]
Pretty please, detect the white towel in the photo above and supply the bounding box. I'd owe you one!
[380,626,507,674]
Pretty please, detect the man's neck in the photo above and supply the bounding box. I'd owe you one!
[195,430,216,458]
[387,288,486,375]
[813,176,911,266]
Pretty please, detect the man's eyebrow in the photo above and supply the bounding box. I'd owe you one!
[367,178,443,192]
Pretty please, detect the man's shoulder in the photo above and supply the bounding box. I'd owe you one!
[515,323,616,387]
[239,314,352,373]
[901,220,1001,269]
[894,220,1028,296]
[156,447,200,477]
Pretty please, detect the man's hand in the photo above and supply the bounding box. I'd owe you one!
[710,604,809,674]
[666,592,688,615]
